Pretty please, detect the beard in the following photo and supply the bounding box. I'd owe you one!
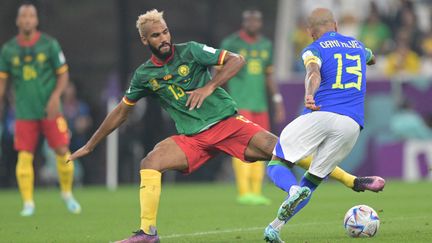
[149,42,173,60]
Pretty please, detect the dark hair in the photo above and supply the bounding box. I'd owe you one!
[242,8,262,19]
[19,1,38,9]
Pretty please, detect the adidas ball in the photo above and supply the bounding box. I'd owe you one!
[343,205,380,238]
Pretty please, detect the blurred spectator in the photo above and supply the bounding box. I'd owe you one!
[63,82,92,152]
[0,97,17,187]
[292,19,313,71]
[390,99,432,139]
[392,0,423,54]
[384,29,420,77]
[338,14,359,38]
[358,7,391,54]
[420,31,432,77]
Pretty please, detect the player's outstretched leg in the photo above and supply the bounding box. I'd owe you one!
[266,160,297,193]
[264,172,321,242]
[296,156,385,192]
[116,138,187,243]
[353,176,385,192]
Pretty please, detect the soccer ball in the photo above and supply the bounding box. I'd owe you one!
[343,204,380,238]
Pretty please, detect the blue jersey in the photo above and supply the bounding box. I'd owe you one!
[301,31,373,128]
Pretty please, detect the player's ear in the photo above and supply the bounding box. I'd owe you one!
[141,36,148,46]
[334,22,338,32]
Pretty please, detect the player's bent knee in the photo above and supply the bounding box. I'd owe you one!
[245,131,277,161]
[54,146,69,156]
[140,154,163,171]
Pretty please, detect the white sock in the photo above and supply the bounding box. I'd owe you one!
[289,185,300,196]
[269,185,301,231]
[270,217,285,231]
[61,191,73,200]
[24,200,35,207]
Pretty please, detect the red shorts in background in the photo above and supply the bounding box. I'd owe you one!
[14,116,70,152]
[238,110,270,130]
[171,115,266,174]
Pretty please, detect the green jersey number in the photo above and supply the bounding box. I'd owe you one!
[332,53,362,91]
[23,65,37,81]
[168,84,185,100]
[247,59,262,75]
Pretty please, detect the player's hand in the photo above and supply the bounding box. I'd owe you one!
[46,95,61,119]
[185,85,214,110]
[68,145,92,162]
[305,95,321,111]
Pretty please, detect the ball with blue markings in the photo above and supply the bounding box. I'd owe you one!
[343,204,380,238]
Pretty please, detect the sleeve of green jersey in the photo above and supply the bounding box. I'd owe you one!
[0,46,9,79]
[364,47,374,64]
[123,70,151,106]
[49,39,68,74]
[189,41,227,66]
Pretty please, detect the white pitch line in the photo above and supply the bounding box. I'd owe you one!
[160,221,335,239]
[160,215,429,239]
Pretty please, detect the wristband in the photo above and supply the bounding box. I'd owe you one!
[272,93,283,103]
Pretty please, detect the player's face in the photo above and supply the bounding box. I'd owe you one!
[16,5,39,35]
[242,15,262,35]
[142,21,172,59]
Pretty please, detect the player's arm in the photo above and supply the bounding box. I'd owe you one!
[46,39,70,119]
[69,101,133,161]
[265,66,285,123]
[304,62,322,111]
[301,48,322,111]
[186,51,245,110]
[46,70,69,119]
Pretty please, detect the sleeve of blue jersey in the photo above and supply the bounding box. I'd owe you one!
[301,45,322,67]
[364,47,374,63]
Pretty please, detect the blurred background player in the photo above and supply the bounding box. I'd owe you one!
[264,8,383,242]
[220,9,285,206]
[0,3,81,216]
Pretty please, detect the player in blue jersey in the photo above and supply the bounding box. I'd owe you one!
[263,8,382,242]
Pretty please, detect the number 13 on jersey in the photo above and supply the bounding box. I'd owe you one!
[332,53,362,91]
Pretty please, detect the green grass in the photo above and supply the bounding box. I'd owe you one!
[0,181,431,242]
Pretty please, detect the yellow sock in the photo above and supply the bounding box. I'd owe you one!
[140,169,162,234]
[56,152,74,193]
[297,156,313,170]
[297,155,355,188]
[250,161,265,195]
[16,151,34,203]
[329,167,355,188]
[232,157,251,196]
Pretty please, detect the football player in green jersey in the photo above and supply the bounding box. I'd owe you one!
[221,9,286,206]
[69,9,385,243]
[0,3,81,216]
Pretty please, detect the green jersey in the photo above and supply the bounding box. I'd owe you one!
[221,31,273,112]
[0,32,68,119]
[123,41,237,135]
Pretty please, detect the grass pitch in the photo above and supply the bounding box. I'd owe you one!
[0,181,431,242]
